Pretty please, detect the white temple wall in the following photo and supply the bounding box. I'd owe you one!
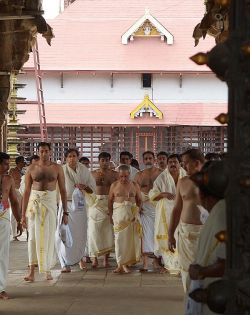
[18,72,227,103]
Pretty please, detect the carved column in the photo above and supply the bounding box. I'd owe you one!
[225,0,250,313]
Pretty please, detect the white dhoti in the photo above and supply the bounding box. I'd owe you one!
[88,195,114,257]
[113,202,141,265]
[140,193,155,254]
[0,209,10,292]
[56,191,87,267]
[10,189,22,238]
[178,221,203,292]
[26,190,57,273]
[153,198,180,274]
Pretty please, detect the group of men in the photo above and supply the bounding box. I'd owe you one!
[0,143,227,315]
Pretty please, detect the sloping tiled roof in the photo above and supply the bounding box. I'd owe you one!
[18,103,227,126]
[24,0,215,72]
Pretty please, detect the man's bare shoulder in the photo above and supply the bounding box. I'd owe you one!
[179,176,191,185]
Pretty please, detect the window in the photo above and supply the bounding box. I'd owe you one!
[142,73,152,88]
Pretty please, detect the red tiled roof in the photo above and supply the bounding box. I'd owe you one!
[24,0,215,72]
[18,103,227,126]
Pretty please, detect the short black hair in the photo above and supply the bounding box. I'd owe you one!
[15,156,25,165]
[37,142,51,150]
[182,148,205,164]
[98,152,111,160]
[157,151,168,158]
[30,154,39,164]
[167,154,181,163]
[0,152,10,164]
[79,156,90,163]
[120,151,133,159]
[142,151,155,159]
[65,148,79,158]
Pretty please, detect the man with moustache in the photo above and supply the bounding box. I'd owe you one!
[156,151,168,171]
[134,151,162,271]
[22,142,68,282]
[149,154,186,274]
[168,148,205,292]
[88,152,118,268]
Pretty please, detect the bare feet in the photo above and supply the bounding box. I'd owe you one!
[113,267,124,274]
[46,272,53,280]
[0,291,9,300]
[92,257,98,269]
[139,268,148,273]
[159,267,169,274]
[61,266,71,273]
[122,265,131,274]
[85,256,92,263]
[12,237,19,241]
[79,259,87,270]
[24,274,34,282]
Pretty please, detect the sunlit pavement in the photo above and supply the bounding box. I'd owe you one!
[2,238,184,315]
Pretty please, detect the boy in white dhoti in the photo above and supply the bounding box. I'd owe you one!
[56,148,96,272]
[134,151,162,271]
[186,161,227,315]
[109,165,142,273]
[88,152,118,268]
[22,142,68,282]
[0,152,22,300]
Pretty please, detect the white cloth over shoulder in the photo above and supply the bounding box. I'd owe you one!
[56,162,95,268]
[149,168,186,274]
[186,199,226,315]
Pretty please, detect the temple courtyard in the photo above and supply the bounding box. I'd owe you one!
[3,238,184,315]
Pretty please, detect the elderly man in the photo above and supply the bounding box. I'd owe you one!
[149,154,186,274]
[109,165,142,274]
[117,151,138,181]
[0,152,22,300]
[168,148,205,292]
[22,142,68,282]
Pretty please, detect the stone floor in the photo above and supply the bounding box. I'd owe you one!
[2,238,184,315]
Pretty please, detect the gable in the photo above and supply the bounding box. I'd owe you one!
[122,9,174,45]
[130,95,163,119]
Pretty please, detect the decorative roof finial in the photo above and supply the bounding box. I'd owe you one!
[145,8,150,15]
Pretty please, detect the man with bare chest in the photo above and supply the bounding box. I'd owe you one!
[0,152,22,300]
[168,148,205,292]
[134,151,162,270]
[9,156,25,241]
[109,165,142,273]
[21,142,68,282]
[88,152,118,268]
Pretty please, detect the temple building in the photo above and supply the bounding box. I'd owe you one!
[18,0,227,167]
